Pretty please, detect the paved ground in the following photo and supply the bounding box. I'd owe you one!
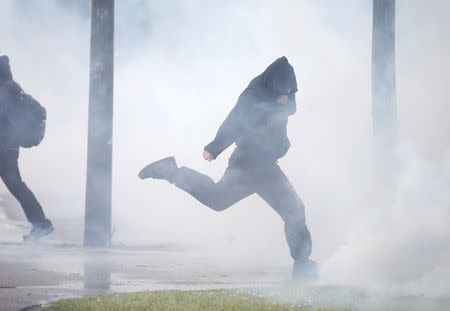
[1,219,450,311]
[0,241,292,311]
[2,241,450,311]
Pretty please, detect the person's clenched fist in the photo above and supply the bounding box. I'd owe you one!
[202,150,214,162]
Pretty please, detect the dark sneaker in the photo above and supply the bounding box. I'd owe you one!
[138,156,178,183]
[23,219,54,242]
[293,258,319,281]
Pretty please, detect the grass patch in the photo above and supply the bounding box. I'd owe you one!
[45,286,450,311]
[45,289,334,311]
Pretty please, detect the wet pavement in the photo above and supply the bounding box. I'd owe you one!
[0,241,291,311]
[2,241,450,311]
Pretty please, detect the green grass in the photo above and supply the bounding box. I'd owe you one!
[45,287,450,311]
[45,289,335,311]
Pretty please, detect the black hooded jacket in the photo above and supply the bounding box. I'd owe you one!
[204,56,298,165]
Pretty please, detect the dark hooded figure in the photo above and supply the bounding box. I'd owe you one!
[0,55,54,241]
[139,57,317,279]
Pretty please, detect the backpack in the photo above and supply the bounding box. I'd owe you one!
[9,92,46,148]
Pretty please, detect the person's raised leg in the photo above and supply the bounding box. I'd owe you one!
[256,164,316,280]
[139,157,255,211]
[174,165,255,211]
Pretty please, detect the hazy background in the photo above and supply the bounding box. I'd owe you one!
[0,0,449,296]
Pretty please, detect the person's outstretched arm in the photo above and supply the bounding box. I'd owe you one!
[203,92,253,161]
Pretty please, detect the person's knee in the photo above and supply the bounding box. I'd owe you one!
[204,193,232,211]
[199,186,234,212]
[207,200,230,212]
[2,171,26,194]
[6,179,27,195]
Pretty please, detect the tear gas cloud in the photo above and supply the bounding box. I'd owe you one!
[0,0,449,296]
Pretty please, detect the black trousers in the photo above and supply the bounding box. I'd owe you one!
[174,162,312,261]
[0,149,46,225]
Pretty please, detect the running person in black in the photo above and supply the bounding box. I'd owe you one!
[0,55,53,241]
[139,57,316,279]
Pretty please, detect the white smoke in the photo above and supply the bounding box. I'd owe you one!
[0,0,449,297]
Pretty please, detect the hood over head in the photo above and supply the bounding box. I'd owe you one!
[0,55,13,85]
[247,56,298,101]
[262,56,297,94]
